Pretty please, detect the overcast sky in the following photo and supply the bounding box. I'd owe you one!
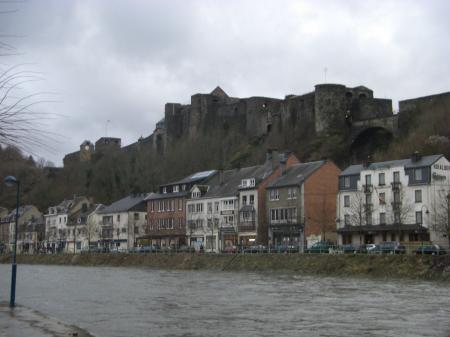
[1,0,449,165]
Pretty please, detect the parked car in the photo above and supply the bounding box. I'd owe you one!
[415,244,447,255]
[222,245,238,254]
[364,244,377,253]
[306,241,336,253]
[243,245,268,253]
[273,245,300,253]
[178,245,195,253]
[371,242,406,254]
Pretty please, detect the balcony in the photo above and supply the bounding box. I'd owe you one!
[391,181,401,190]
[362,184,373,194]
[364,203,373,212]
[238,224,256,232]
[391,201,402,210]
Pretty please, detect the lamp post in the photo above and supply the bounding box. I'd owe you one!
[4,175,20,308]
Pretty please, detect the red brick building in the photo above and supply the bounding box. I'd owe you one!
[144,170,216,248]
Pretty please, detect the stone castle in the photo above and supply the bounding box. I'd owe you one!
[63,83,450,167]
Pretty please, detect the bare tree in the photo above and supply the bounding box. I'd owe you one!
[430,189,450,245]
[347,190,367,246]
[388,187,414,241]
[1,3,59,156]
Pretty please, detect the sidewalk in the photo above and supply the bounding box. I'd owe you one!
[0,302,94,337]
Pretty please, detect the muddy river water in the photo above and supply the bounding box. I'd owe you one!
[0,264,449,337]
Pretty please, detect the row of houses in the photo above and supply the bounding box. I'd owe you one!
[1,151,449,253]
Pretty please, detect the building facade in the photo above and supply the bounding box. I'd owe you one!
[336,154,450,248]
[97,194,148,250]
[266,160,341,249]
[145,170,216,248]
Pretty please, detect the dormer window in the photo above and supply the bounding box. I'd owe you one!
[173,185,179,193]
[182,184,186,191]
[240,178,256,188]
[192,191,201,198]
[163,187,167,194]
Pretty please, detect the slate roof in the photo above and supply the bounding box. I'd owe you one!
[97,194,149,214]
[165,170,217,186]
[7,205,36,218]
[267,161,325,189]
[340,154,443,176]
[201,165,265,198]
[145,191,188,201]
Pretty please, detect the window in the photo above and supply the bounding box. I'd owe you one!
[207,202,212,213]
[365,174,371,186]
[365,194,371,205]
[249,195,255,205]
[121,228,126,233]
[366,213,372,225]
[150,201,154,212]
[134,213,139,220]
[393,171,400,183]
[415,190,422,203]
[344,214,350,225]
[59,218,61,224]
[117,214,120,222]
[242,195,247,205]
[379,212,386,224]
[344,177,350,189]
[415,211,423,224]
[134,226,139,234]
[379,192,385,205]
[378,173,385,186]
[344,195,350,207]
[393,191,400,203]
[414,169,422,181]
[173,185,179,193]
[214,202,219,212]
[178,199,183,211]
[163,187,167,194]
[269,190,279,201]
[288,188,297,199]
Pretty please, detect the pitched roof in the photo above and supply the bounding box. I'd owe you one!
[341,154,443,176]
[210,86,228,98]
[97,194,149,214]
[164,170,217,187]
[267,161,325,189]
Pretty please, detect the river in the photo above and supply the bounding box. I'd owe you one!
[0,264,449,337]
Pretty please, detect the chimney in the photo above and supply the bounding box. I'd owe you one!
[363,155,372,168]
[411,151,421,163]
[219,169,224,185]
[280,158,287,176]
[271,149,279,169]
[265,149,273,162]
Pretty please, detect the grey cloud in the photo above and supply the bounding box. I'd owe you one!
[0,0,449,164]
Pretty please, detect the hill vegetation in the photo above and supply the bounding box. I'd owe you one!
[0,99,449,212]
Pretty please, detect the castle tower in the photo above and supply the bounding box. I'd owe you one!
[314,84,347,134]
[79,140,94,162]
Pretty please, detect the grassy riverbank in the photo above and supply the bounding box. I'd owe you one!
[1,253,449,281]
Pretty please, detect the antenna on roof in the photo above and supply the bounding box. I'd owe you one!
[105,120,111,137]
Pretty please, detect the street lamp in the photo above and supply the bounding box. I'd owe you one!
[4,175,20,308]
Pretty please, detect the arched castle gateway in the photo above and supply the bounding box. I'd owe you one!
[63,84,450,167]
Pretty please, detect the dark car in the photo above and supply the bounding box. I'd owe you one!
[341,244,359,254]
[306,241,335,253]
[178,245,195,253]
[415,244,447,255]
[372,242,405,254]
[273,245,300,253]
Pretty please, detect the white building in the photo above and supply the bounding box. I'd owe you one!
[44,196,90,253]
[97,194,149,250]
[337,154,450,249]
[186,170,243,252]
